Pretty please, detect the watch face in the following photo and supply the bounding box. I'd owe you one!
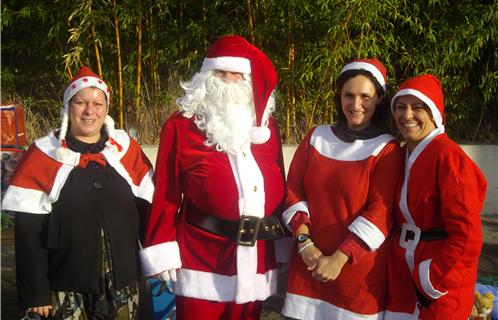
[297,234,310,243]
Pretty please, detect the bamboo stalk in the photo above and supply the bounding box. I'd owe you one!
[135,0,143,125]
[287,42,296,142]
[246,0,255,44]
[112,0,123,129]
[285,88,290,141]
[66,65,73,80]
[147,9,159,94]
[91,25,102,78]
[88,0,102,77]
[146,7,160,133]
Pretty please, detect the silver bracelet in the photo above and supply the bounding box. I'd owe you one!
[298,241,314,254]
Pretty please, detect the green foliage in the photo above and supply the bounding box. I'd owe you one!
[1,212,14,230]
[1,0,497,144]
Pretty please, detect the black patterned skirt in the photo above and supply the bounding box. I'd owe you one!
[50,230,139,320]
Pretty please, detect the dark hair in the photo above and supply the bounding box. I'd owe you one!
[334,69,390,127]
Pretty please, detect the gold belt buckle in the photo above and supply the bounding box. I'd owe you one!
[235,215,261,247]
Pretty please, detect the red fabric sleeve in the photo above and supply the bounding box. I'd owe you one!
[289,211,311,234]
[144,113,183,247]
[285,129,314,209]
[338,233,370,265]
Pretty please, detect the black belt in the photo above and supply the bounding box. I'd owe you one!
[186,203,285,247]
[399,227,448,242]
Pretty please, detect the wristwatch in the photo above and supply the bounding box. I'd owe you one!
[296,233,311,243]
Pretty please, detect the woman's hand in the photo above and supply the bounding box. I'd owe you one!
[28,305,52,318]
[311,249,349,282]
[298,240,323,271]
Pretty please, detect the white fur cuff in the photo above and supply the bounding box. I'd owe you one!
[419,259,447,299]
[348,216,385,251]
[139,241,182,276]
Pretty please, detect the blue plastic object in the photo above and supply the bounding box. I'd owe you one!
[149,278,176,320]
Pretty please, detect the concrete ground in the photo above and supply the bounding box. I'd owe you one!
[2,215,498,320]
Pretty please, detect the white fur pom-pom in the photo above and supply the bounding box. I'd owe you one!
[248,126,271,144]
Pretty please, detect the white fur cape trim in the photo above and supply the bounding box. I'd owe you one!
[1,161,74,214]
[310,125,394,161]
[36,130,153,203]
[1,185,52,214]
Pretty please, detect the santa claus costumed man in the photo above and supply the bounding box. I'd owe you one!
[139,35,287,320]
[385,74,487,320]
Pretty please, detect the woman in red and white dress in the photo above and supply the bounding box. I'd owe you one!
[282,59,403,319]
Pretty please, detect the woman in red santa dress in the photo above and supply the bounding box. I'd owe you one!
[385,74,487,320]
[281,59,403,319]
[139,35,286,320]
[1,66,154,319]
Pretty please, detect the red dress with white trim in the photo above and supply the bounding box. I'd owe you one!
[140,112,285,304]
[385,129,486,320]
[282,125,402,319]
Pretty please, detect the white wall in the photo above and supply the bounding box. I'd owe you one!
[460,145,498,215]
[142,144,498,215]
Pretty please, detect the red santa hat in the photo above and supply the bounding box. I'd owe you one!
[340,58,387,92]
[391,74,445,128]
[58,66,118,159]
[200,35,278,144]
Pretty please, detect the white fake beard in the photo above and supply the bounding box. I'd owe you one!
[178,72,255,154]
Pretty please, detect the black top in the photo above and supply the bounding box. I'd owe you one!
[333,120,390,143]
[15,132,148,309]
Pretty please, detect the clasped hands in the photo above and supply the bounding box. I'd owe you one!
[298,240,348,283]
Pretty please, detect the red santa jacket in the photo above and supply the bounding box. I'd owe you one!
[386,128,487,320]
[140,112,286,303]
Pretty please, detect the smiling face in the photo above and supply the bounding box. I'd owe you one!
[340,75,381,131]
[69,87,108,143]
[393,95,437,152]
